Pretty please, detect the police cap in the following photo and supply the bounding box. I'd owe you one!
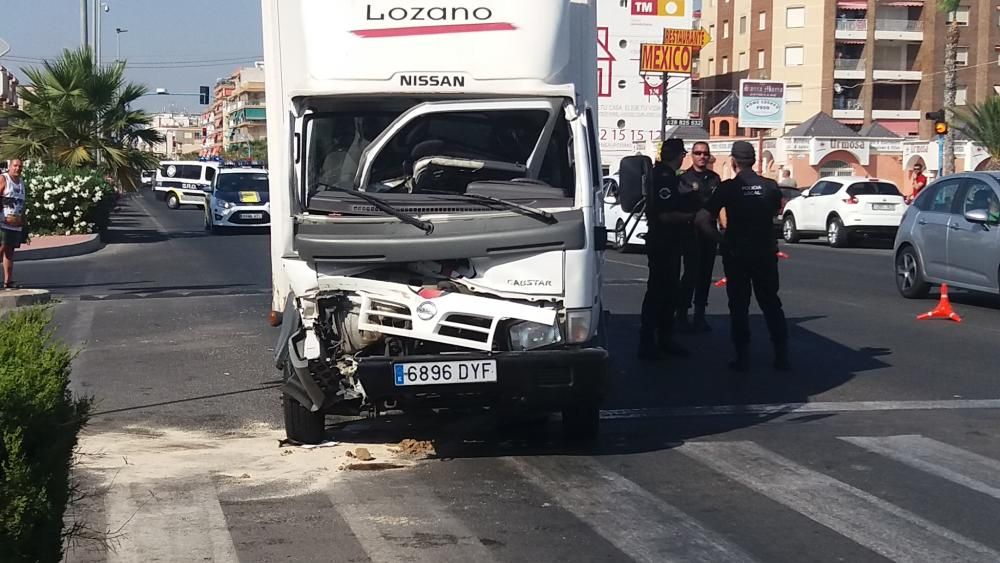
[660,138,687,160]
[730,140,756,162]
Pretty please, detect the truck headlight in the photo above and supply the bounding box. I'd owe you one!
[509,321,562,351]
[565,309,593,344]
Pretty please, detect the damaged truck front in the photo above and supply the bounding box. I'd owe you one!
[263,0,608,444]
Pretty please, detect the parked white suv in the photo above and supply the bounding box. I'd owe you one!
[781,176,906,247]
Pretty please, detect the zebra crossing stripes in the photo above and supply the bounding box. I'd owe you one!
[841,435,1000,501]
[679,441,1000,563]
[507,456,758,563]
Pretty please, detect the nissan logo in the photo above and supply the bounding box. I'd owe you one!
[416,301,438,321]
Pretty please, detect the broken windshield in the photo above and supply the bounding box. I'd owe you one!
[304,104,575,209]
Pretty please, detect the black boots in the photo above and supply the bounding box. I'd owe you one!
[774,342,791,371]
[692,306,712,333]
[675,309,693,333]
[728,346,750,372]
[728,344,790,372]
[638,331,690,361]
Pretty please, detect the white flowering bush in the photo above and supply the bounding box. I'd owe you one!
[21,161,116,236]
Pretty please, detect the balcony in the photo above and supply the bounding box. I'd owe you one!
[873,60,921,81]
[871,109,921,119]
[835,19,868,40]
[874,19,923,41]
[834,58,865,80]
[832,98,864,119]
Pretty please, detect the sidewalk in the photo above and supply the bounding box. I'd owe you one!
[15,233,103,261]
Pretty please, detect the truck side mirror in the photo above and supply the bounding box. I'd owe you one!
[617,155,653,213]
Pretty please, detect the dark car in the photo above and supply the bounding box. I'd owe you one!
[775,187,802,235]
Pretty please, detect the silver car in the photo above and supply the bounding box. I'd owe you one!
[894,172,1000,298]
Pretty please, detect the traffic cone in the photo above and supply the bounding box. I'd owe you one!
[777,251,790,260]
[714,277,728,288]
[917,284,962,323]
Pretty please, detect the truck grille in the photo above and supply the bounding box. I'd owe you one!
[352,280,557,352]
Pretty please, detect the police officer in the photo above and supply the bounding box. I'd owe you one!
[694,141,789,372]
[638,138,695,361]
[676,141,721,333]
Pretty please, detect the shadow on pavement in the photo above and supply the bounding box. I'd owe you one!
[310,312,892,459]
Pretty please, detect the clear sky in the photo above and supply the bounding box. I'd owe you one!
[0,0,264,114]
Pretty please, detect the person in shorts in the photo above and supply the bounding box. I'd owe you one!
[0,159,27,289]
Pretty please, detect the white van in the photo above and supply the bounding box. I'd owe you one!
[153,160,219,209]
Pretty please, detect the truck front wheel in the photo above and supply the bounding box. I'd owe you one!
[562,402,600,440]
[282,394,325,444]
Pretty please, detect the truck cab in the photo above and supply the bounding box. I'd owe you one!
[263,0,608,444]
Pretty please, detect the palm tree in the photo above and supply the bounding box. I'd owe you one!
[938,0,959,176]
[0,48,163,190]
[954,97,1000,170]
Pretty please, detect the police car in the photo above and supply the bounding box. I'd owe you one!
[603,174,648,250]
[203,168,271,233]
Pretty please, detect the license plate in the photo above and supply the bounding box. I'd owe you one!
[872,203,895,211]
[394,360,497,386]
[242,213,264,220]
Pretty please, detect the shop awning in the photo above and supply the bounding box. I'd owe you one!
[838,1,868,9]
[886,1,923,6]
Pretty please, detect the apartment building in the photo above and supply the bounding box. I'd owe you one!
[201,77,236,157]
[224,63,266,152]
[143,113,203,159]
[0,66,19,131]
[697,0,1000,139]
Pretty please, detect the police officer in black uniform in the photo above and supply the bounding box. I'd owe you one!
[676,141,722,333]
[638,138,696,361]
[695,141,789,372]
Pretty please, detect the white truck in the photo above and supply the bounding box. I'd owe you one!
[262,0,609,444]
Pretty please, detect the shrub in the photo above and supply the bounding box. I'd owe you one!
[0,307,90,563]
[21,161,116,236]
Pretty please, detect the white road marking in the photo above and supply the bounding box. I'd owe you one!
[105,476,238,563]
[600,399,1000,420]
[130,194,171,236]
[680,441,1000,563]
[507,456,758,563]
[842,435,1000,500]
[328,479,497,563]
[605,257,648,269]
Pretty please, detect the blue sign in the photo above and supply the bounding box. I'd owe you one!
[738,79,786,130]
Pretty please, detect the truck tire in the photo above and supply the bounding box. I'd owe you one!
[166,192,181,209]
[282,393,325,445]
[562,402,600,440]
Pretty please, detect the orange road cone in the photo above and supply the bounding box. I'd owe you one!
[777,251,790,260]
[917,284,962,323]
[714,277,728,288]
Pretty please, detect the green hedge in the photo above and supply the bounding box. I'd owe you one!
[22,161,117,236]
[0,307,89,563]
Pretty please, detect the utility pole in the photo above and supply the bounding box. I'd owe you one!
[81,0,89,48]
[115,28,128,62]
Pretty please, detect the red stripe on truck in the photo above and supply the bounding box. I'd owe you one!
[351,22,517,38]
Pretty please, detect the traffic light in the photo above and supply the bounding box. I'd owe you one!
[925,109,948,136]
[199,85,210,105]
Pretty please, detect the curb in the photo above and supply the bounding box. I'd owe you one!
[15,234,104,262]
[0,289,51,310]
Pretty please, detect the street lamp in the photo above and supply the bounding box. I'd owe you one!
[93,1,109,65]
[115,28,128,62]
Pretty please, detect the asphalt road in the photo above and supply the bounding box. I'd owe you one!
[23,191,1000,562]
